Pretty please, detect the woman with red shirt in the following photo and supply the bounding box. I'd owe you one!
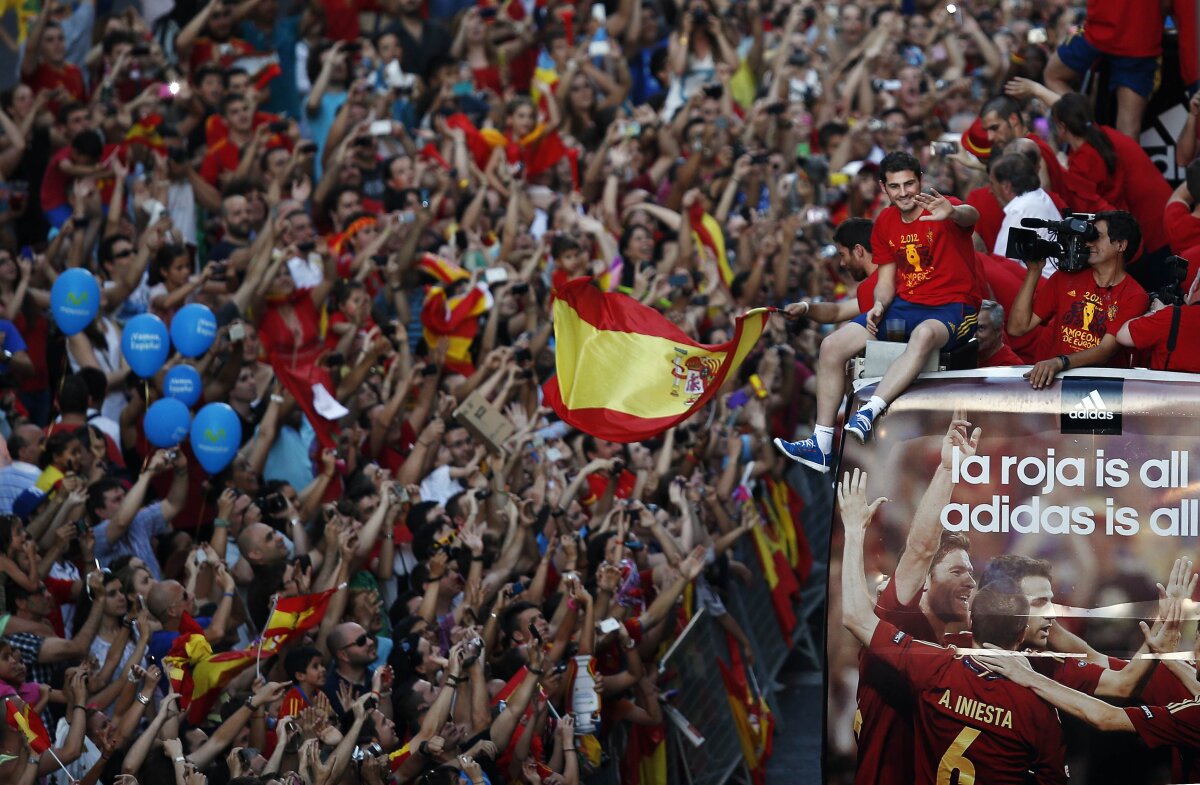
[1052,92,1127,214]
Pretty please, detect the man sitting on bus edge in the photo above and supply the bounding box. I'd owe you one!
[1006,210,1148,389]
[775,151,981,473]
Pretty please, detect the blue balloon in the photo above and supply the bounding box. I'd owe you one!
[170,303,218,358]
[50,268,100,336]
[164,364,202,407]
[122,314,170,378]
[144,397,191,448]
[190,402,241,474]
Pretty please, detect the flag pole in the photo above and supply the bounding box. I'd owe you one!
[45,746,75,780]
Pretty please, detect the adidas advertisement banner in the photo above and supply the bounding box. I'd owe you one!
[825,368,1200,785]
[1061,377,1123,434]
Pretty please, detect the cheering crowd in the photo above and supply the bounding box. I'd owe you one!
[0,0,1197,783]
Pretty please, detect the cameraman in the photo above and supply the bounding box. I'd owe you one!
[1116,266,1200,372]
[1007,210,1149,389]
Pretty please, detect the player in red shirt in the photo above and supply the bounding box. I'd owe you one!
[775,152,981,472]
[1044,0,1162,138]
[199,93,259,187]
[840,468,1069,785]
[980,554,1178,702]
[1118,270,1200,371]
[20,18,86,115]
[788,218,879,325]
[1007,210,1149,388]
[851,418,982,785]
[981,587,1200,780]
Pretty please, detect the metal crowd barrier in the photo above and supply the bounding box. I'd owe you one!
[584,463,832,784]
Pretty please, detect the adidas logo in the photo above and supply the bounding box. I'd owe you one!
[1068,389,1114,420]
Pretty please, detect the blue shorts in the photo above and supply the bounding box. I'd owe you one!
[1057,32,1159,99]
[852,297,978,350]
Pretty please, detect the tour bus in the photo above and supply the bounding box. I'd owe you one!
[829,365,1200,785]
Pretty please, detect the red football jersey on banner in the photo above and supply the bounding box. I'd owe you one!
[871,198,980,308]
[869,621,1069,785]
[853,581,937,785]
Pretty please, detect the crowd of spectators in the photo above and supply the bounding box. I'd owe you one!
[0,0,1196,783]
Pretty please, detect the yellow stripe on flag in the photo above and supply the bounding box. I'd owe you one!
[553,306,731,418]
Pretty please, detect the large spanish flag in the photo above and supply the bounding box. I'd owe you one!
[5,700,51,753]
[544,277,770,442]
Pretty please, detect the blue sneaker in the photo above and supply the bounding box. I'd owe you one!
[773,437,831,474]
[845,407,879,444]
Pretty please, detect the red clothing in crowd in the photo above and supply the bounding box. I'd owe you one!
[975,253,1046,361]
[870,197,981,307]
[1083,0,1163,57]
[1032,268,1148,361]
[23,61,86,113]
[1028,133,1102,215]
[1165,201,1200,252]
[967,186,1003,251]
[199,137,241,186]
[855,270,880,313]
[257,289,338,450]
[1102,126,1171,255]
[979,341,1023,367]
[1065,142,1125,213]
[1125,305,1200,371]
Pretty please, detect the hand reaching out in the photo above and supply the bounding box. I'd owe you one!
[837,468,887,537]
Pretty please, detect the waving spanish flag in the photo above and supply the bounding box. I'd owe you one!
[5,699,51,753]
[688,202,734,291]
[543,277,771,442]
[124,113,166,154]
[164,614,259,724]
[263,588,336,639]
[422,284,492,377]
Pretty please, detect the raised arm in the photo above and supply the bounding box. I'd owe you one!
[892,415,980,605]
[839,468,887,646]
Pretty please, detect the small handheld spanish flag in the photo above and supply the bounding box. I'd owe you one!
[5,699,52,754]
[261,588,338,644]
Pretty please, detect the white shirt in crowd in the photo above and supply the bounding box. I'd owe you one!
[994,188,1061,279]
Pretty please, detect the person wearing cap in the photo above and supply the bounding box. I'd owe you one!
[0,425,45,514]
